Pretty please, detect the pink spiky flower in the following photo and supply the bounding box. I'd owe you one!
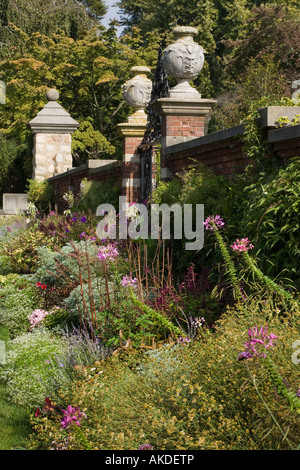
[60,405,87,429]
[238,325,277,360]
[97,243,119,262]
[203,215,225,231]
[231,238,254,253]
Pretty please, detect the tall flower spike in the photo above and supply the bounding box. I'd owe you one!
[203,215,225,231]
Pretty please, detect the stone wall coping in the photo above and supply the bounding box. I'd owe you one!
[268,124,300,143]
[90,160,122,174]
[258,106,300,128]
[163,124,245,156]
[48,159,120,181]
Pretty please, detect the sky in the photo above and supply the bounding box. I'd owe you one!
[102,0,123,31]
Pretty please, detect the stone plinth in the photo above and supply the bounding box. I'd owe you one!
[28,89,79,181]
[154,97,217,148]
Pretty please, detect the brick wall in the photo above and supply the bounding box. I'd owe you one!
[49,122,300,211]
[161,124,300,179]
[49,160,122,212]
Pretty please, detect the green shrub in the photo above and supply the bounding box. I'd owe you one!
[2,227,51,274]
[0,329,69,409]
[26,179,54,214]
[76,179,120,213]
[0,276,41,337]
[34,240,100,288]
[238,157,300,287]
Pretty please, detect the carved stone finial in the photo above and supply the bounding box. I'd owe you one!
[121,66,152,124]
[162,26,206,99]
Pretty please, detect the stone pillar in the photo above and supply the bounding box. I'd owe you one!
[117,66,152,203]
[28,88,79,181]
[154,26,217,179]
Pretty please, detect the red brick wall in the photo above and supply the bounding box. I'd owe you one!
[51,164,122,212]
[162,115,205,140]
[161,126,300,178]
[271,139,300,164]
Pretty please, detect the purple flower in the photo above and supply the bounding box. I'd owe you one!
[65,228,70,233]
[238,325,277,360]
[177,336,191,345]
[80,217,87,223]
[97,243,119,262]
[203,215,225,231]
[120,275,138,288]
[60,405,87,429]
[138,443,153,450]
[231,238,254,253]
[80,232,86,238]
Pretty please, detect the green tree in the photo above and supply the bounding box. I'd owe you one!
[0,23,161,191]
[225,4,300,82]
[0,0,107,49]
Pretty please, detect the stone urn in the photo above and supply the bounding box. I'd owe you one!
[162,26,206,98]
[121,66,153,123]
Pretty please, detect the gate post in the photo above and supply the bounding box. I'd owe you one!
[117,67,152,203]
[154,26,217,180]
[28,88,79,181]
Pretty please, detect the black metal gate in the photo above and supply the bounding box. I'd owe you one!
[139,41,169,201]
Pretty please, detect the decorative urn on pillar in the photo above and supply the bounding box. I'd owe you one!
[162,26,206,99]
[121,66,153,124]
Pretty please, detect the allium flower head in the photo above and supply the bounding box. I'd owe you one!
[238,325,277,360]
[231,238,254,253]
[61,405,87,429]
[203,215,225,231]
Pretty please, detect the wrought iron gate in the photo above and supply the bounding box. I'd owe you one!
[139,41,169,201]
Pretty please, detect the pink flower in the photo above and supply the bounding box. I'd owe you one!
[238,325,277,360]
[177,336,191,345]
[29,309,49,328]
[203,215,225,231]
[231,238,254,253]
[61,405,87,429]
[97,243,119,262]
[139,443,153,450]
[120,275,138,288]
